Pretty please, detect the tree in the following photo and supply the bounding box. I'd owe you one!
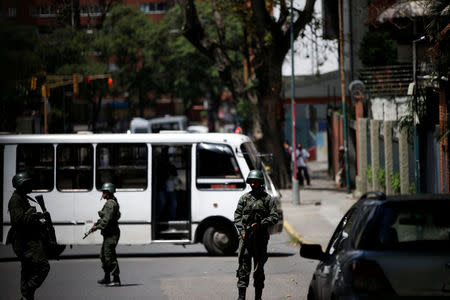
[0,21,43,132]
[177,0,315,188]
[154,3,232,127]
[96,5,155,117]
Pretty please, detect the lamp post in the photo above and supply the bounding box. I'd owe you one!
[338,0,350,193]
[291,0,300,205]
[412,36,425,194]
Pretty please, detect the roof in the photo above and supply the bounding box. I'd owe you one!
[377,0,428,23]
[0,133,251,145]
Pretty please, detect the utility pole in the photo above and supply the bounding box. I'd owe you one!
[338,0,350,193]
[291,0,300,205]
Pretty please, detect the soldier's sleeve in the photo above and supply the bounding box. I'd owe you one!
[234,195,246,236]
[260,195,279,229]
[95,201,114,230]
[8,196,38,227]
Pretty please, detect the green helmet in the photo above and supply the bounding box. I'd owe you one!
[12,172,32,189]
[246,170,264,183]
[101,182,116,194]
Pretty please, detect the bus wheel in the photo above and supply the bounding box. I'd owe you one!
[203,226,238,256]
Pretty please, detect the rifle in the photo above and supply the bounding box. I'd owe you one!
[82,228,95,239]
[27,195,66,259]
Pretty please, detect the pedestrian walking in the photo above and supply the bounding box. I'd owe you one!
[234,170,279,300]
[335,146,345,188]
[91,182,121,287]
[296,144,311,186]
[7,172,50,300]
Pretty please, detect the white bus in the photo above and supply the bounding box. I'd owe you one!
[0,133,283,255]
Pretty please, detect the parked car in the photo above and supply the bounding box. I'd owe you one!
[300,192,450,299]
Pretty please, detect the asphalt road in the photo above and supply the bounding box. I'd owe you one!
[0,231,317,300]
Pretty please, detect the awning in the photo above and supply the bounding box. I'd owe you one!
[377,0,428,23]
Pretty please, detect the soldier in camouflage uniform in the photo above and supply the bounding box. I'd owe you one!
[234,170,279,300]
[8,172,50,300]
[91,182,121,286]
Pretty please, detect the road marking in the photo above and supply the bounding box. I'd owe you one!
[283,221,315,246]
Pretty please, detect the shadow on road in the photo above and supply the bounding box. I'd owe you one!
[0,251,294,262]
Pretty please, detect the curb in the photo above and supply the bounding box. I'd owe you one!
[283,221,312,246]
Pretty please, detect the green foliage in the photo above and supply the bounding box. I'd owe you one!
[359,31,397,67]
[409,183,416,194]
[366,165,373,185]
[376,168,386,189]
[390,172,401,194]
[0,21,43,132]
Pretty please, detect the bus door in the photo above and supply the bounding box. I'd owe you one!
[152,145,191,241]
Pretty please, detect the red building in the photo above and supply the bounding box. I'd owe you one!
[0,0,173,29]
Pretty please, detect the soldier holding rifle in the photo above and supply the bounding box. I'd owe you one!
[7,172,50,300]
[90,182,121,287]
[234,170,279,300]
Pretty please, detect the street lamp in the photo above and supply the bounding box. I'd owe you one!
[291,0,300,205]
[412,35,425,194]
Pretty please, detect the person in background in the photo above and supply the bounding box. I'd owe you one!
[296,144,311,186]
[335,146,345,188]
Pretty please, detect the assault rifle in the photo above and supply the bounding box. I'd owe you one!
[82,227,95,239]
[28,195,66,259]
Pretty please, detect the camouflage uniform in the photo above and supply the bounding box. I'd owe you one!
[234,189,279,290]
[95,196,121,278]
[8,191,50,300]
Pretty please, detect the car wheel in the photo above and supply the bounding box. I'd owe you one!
[203,226,238,255]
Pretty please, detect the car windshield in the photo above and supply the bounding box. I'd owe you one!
[357,200,450,251]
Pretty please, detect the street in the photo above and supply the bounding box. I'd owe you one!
[0,232,317,300]
[0,161,353,300]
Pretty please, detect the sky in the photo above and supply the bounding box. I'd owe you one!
[280,0,339,76]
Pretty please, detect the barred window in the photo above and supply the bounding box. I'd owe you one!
[17,144,54,192]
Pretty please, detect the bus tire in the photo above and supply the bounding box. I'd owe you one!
[203,226,238,256]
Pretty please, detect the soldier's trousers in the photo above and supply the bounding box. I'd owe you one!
[14,240,50,299]
[101,234,120,276]
[236,239,268,289]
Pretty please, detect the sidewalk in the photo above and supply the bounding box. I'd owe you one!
[280,160,357,249]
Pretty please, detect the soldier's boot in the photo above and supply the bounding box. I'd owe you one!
[97,273,110,285]
[237,287,246,300]
[107,275,121,286]
[255,287,263,300]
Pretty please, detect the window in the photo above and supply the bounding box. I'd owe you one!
[17,144,54,192]
[240,142,261,171]
[326,208,356,255]
[196,143,244,190]
[358,201,450,251]
[140,2,168,13]
[57,144,93,191]
[7,7,16,17]
[96,144,147,190]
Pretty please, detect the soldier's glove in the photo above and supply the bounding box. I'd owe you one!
[251,222,261,230]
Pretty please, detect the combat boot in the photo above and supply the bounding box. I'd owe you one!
[237,287,246,300]
[255,287,263,300]
[97,273,110,285]
[107,275,121,286]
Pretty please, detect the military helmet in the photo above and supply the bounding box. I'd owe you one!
[246,170,264,183]
[12,172,32,189]
[101,182,116,194]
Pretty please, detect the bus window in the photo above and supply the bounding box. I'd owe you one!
[96,144,148,190]
[17,144,54,192]
[56,144,93,191]
[196,143,244,190]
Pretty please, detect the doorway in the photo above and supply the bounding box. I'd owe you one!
[152,145,191,240]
